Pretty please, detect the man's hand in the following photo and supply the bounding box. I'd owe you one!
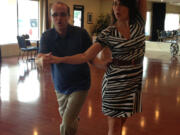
[35,56,43,71]
[48,54,62,64]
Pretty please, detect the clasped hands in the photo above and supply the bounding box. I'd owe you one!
[35,52,112,71]
[35,53,61,71]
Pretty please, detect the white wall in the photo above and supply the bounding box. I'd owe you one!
[1,0,180,58]
[49,0,102,35]
[1,44,19,57]
[1,42,37,57]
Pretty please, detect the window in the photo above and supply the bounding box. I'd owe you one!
[165,13,180,31]
[0,0,39,45]
[145,11,151,36]
[18,0,39,41]
[0,0,17,44]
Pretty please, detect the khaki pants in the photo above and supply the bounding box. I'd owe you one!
[55,90,88,135]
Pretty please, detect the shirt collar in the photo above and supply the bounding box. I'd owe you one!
[54,24,72,40]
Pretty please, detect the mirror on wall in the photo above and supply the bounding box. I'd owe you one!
[73,5,84,28]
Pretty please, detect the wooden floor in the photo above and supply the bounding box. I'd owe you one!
[0,51,180,135]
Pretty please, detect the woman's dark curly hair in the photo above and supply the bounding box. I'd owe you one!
[112,0,140,25]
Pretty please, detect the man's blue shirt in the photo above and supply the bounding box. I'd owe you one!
[39,25,92,94]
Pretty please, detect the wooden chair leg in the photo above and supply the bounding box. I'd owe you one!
[18,51,21,61]
[22,51,25,61]
[26,51,29,62]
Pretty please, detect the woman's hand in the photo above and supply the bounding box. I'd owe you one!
[35,53,52,72]
[90,47,112,69]
[91,57,112,70]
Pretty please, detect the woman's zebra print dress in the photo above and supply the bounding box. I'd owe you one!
[96,15,145,118]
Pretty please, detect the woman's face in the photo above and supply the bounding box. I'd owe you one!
[112,0,129,22]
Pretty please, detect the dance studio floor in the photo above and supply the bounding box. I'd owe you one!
[0,48,180,135]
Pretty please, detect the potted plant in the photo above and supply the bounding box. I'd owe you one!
[92,13,111,36]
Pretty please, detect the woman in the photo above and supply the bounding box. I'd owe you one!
[43,0,146,134]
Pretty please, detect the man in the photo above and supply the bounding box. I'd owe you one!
[35,1,92,135]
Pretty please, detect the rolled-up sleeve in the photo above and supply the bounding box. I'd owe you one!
[39,32,50,54]
[81,29,92,52]
[95,27,110,47]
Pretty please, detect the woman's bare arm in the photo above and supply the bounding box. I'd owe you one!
[138,0,147,20]
[49,42,104,64]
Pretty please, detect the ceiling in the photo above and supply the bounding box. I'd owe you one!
[147,0,180,5]
[148,0,180,2]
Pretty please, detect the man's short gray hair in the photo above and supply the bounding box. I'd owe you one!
[51,1,70,16]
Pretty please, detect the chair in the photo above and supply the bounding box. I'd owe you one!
[17,35,39,61]
[157,30,167,42]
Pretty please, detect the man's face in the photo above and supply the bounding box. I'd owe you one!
[51,4,70,33]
